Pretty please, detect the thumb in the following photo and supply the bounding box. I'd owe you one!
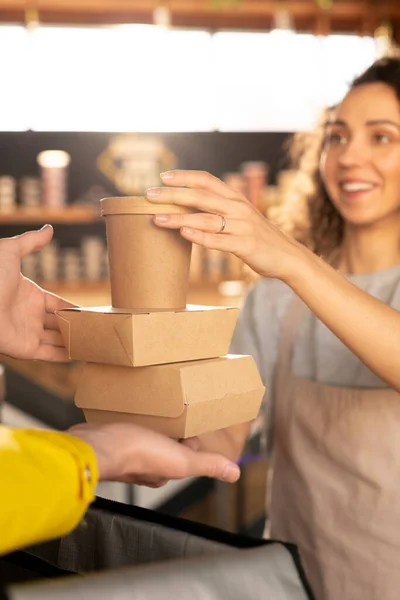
[12,224,54,258]
[189,451,241,484]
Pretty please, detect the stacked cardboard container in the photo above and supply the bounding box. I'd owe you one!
[56,197,264,439]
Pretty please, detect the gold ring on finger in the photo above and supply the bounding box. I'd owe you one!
[217,214,226,234]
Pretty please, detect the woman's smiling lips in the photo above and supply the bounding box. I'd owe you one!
[338,179,378,200]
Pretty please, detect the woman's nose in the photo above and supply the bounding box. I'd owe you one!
[338,139,369,168]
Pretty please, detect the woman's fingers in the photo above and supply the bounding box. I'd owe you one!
[146,185,244,216]
[179,228,255,257]
[160,170,244,200]
[153,212,251,236]
[153,211,257,257]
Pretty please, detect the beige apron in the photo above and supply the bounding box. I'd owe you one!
[270,297,400,600]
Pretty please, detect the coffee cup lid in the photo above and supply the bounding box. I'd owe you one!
[100,196,194,216]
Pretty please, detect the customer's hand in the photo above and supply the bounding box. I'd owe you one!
[0,225,75,361]
[68,422,240,486]
[146,170,302,283]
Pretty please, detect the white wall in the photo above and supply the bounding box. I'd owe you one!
[0,25,377,132]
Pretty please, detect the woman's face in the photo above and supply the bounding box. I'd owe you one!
[320,82,400,227]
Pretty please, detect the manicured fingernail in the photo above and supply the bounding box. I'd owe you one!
[160,171,174,181]
[146,188,161,198]
[221,464,240,483]
[182,227,195,235]
[154,215,169,223]
[40,224,51,230]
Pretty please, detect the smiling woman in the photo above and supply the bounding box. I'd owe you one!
[283,57,400,261]
[321,82,400,250]
[146,56,400,600]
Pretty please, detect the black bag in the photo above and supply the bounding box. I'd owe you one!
[1,496,315,600]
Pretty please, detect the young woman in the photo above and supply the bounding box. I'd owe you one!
[147,56,400,599]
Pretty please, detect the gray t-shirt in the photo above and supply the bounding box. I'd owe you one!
[230,264,400,442]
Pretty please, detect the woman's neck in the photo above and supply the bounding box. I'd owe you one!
[337,218,400,275]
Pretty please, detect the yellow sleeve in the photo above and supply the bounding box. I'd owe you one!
[0,425,98,556]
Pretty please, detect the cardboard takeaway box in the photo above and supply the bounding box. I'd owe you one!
[75,355,265,438]
[56,305,239,367]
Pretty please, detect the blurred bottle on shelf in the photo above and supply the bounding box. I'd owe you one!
[37,150,71,207]
[62,247,81,283]
[21,252,38,281]
[20,177,42,207]
[81,236,107,282]
[0,176,16,209]
[39,241,59,282]
[32,235,110,286]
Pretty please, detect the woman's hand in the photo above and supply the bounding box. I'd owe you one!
[146,170,302,283]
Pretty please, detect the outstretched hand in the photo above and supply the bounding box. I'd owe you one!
[0,225,75,361]
[68,422,241,486]
[146,169,301,283]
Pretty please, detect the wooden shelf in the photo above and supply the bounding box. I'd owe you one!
[0,1,399,34]
[0,206,100,225]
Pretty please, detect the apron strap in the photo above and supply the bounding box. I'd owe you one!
[268,294,308,475]
[276,295,307,380]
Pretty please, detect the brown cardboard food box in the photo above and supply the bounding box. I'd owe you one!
[75,355,265,438]
[56,305,239,367]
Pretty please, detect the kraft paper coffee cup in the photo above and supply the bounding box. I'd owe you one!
[101,196,193,310]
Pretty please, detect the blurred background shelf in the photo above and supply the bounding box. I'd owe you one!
[1,0,400,35]
[0,206,99,225]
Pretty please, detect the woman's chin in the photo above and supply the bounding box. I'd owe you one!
[341,209,400,229]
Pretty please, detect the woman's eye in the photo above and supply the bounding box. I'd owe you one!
[325,132,346,146]
[372,132,391,144]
